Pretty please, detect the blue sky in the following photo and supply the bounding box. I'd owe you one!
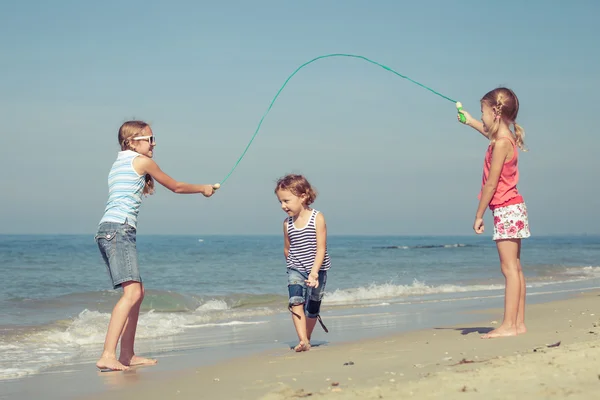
[1,0,598,235]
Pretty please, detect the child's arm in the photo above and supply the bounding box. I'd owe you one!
[458,109,489,139]
[283,219,290,259]
[134,156,214,197]
[306,212,327,288]
[473,139,512,233]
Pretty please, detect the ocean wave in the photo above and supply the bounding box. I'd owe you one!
[184,321,268,328]
[3,289,202,314]
[373,243,473,249]
[559,266,600,278]
[524,265,600,285]
[325,266,600,305]
[324,280,504,304]
[0,299,276,380]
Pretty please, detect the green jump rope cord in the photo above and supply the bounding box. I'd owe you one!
[219,53,459,185]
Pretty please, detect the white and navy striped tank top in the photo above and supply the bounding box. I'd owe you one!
[99,150,145,229]
[286,209,331,273]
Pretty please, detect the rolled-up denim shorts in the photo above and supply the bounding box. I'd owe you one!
[95,221,141,289]
[287,268,327,318]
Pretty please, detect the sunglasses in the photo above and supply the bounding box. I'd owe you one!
[131,136,156,145]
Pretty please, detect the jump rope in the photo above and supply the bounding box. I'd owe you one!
[210,53,466,191]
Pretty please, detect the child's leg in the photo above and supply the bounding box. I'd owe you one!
[287,269,310,351]
[96,281,144,370]
[306,317,318,341]
[290,304,310,351]
[482,239,521,339]
[516,240,527,334]
[305,271,328,341]
[118,283,157,366]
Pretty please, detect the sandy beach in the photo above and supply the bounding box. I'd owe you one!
[73,290,600,400]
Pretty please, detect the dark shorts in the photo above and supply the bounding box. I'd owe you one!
[95,222,141,289]
[287,268,327,318]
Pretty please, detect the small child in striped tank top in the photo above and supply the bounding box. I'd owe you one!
[275,174,331,352]
[94,120,217,372]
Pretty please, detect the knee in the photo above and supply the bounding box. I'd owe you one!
[516,260,523,274]
[515,264,523,274]
[123,285,144,304]
[500,262,519,276]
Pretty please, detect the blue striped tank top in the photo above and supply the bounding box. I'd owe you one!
[286,209,331,273]
[99,150,145,229]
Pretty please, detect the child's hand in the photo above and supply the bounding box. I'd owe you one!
[458,109,474,126]
[473,217,484,234]
[305,273,319,288]
[202,185,215,198]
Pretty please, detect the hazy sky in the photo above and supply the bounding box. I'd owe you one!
[1,0,598,235]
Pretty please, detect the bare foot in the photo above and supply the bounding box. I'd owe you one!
[97,356,129,371]
[517,323,527,335]
[119,355,158,367]
[293,341,310,352]
[481,326,518,339]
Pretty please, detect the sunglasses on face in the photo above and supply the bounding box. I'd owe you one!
[131,136,156,145]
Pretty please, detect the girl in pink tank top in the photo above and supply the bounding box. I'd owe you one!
[458,87,530,339]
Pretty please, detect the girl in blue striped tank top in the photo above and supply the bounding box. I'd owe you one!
[95,120,217,372]
[275,174,331,352]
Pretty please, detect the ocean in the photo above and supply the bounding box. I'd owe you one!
[1,234,600,386]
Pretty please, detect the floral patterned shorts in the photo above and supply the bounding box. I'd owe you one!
[492,202,531,241]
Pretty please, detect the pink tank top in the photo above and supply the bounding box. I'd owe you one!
[478,136,523,209]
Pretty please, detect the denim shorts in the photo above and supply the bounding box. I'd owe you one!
[95,221,141,289]
[287,268,327,318]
